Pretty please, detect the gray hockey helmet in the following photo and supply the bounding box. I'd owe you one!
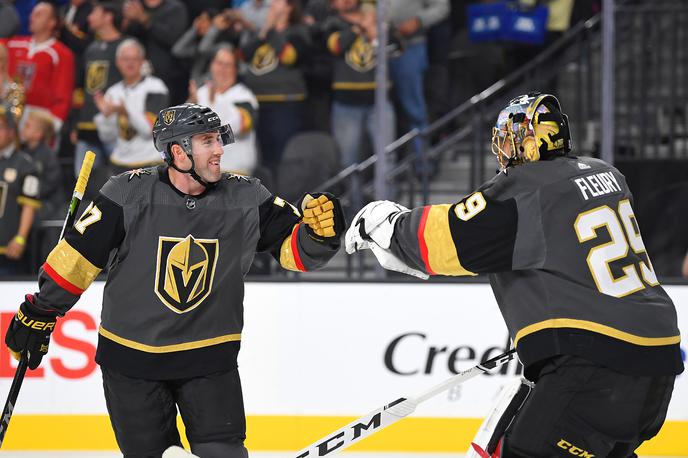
[152,103,235,164]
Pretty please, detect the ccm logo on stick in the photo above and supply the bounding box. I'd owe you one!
[1,311,97,379]
[295,413,384,457]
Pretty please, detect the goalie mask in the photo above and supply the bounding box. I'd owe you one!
[491,92,572,170]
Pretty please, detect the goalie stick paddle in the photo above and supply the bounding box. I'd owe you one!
[293,348,516,457]
[0,152,96,447]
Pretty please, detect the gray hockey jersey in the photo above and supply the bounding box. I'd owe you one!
[32,166,339,379]
[390,156,682,379]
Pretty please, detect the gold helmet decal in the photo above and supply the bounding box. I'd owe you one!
[162,110,176,125]
[154,235,219,314]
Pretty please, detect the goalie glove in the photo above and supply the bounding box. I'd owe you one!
[299,192,346,239]
[346,200,410,250]
[345,201,429,280]
[5,295,57,370]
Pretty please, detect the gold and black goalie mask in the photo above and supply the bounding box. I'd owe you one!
[491,93,571,170]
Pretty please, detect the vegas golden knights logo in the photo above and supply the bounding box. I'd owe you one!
[250,44,278,76]
[346,36,375,73]
[86,60,109,94]
[162,110,176,125]
[154,235,219,314]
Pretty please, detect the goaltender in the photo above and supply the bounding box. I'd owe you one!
[347,93,682,458]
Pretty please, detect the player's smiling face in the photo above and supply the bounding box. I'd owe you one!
[190,131,224,182]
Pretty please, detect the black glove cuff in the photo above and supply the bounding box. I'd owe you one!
[302,223,342,248]
[17,298,57,331]
[20,294,58,319]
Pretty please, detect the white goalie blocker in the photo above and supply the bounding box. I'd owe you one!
[466,378,534,458]
[345,201,429,279]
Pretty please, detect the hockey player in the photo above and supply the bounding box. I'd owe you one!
[4,103,345,457]
[346,93,683,457]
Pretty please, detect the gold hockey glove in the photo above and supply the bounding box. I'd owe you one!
[299,192,346,238]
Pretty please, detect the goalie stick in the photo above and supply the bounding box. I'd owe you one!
[294,348,516,457]
[0,151,96,447]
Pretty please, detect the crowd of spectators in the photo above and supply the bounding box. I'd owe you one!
[0,0,598,274]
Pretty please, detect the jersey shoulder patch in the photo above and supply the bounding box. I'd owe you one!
[101,166,158,206]
[225,173,254,184]
[125,168,154,181]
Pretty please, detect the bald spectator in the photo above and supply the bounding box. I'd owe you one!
[94,39,168,173]
[0,0,20,38]
[188,45,258,175]
[123,0,188,103]
[4,2,75,130]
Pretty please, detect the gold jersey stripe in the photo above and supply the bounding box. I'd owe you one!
[332,82,378,90]
[46,239,102,291]
[514,318,682,347]
[76,121,97,130]
[279,224,304,272]
[99,326,242,353]
[255,94,306,102]
[423,204,474,276]
[17,196,42,209]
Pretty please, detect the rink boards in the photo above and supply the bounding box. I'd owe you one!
[0,281,686,454]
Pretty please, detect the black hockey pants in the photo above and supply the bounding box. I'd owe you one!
[501,355,675,458]
[102,366,248,458]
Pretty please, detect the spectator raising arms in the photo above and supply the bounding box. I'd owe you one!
[324,0,396,210]
[172,9,253,81]
[189,44,258,175]
[123,0,188,103]
[94,38,169,173]
[3,2,75,130]
[238,0,310,177]
[72,0,125,177]
[59,0,94,64]
[0,104,41,276]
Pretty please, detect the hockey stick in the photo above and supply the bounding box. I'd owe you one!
[0,151,96,447]
[294,348,516,457]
